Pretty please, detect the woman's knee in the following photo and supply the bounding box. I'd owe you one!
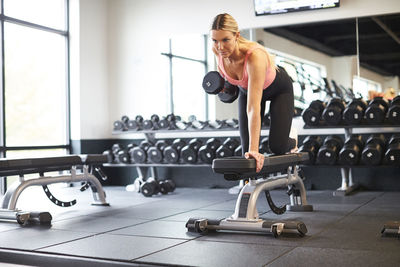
[269,142,287,155]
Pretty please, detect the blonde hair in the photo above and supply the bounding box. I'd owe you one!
[211,13,276,69]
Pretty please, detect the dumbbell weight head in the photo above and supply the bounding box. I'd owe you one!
[361,134,386,165]
[384,134,400,165]
[198,138,220,164]
[148,140,170,163]
[215,138,239,158]
[102,149,114,163]
[198,145,215,164]
[302,100,326,126]
[338,134,364,165]
[111,143,123,162]
[365,97,389,124]
[163,139,187,163]
[234,145,242,156]
[299,136,322,164]
[259,137,270,154]
[130,140,154,163]
[126,119,140,130]
[207,120,225,129]
[218,81,239,103]
[342,98,367,125]
[225,119,239,128]
[113,120,125,131]
[140,178,160,197]
[180,139,203,164]
[159,179,176,194]
[388,96,400,125]
[202,71,225,94]
[322,98,345,125]
[157,118,170,129]
[317,135,343,165]
[117,150,130,164]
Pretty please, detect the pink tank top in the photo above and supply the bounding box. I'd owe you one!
[218,46,276,90]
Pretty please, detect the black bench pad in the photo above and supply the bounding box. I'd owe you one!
[212,152,309,180]
[0,154,106,176]
[78,154,108,165]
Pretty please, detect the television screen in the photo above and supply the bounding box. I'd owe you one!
[254,0,340,16]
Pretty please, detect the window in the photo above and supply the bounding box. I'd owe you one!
[0,0,70,193]
[353,76,382,100]
[271,49,327,109]
[161,34,208,121]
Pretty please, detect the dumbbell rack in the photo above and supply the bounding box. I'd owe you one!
[303,123,400,196]
[106,128,246,192]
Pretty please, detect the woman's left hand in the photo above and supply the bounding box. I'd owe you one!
[244,151,265,172]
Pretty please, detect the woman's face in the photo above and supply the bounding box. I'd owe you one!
[211,30,238,58]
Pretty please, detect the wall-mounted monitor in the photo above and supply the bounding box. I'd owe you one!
[254,0,340,16]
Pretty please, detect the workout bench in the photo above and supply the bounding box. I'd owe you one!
[186,152,313,237]
[0,154,108,225]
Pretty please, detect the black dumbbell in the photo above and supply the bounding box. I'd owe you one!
[157,117,170,129]
[163,139,187,164]
[180,138,203,164]
[322,98,345,125]
[188,115,208,130]
[299,136,322,164]
[317,135,343,165]
[130,140,154,163]
[364,97,389,124]
[216,138,240,158]
[140,177,160,197]
[117,144,137,164]
[142,114,160,130]
[102,149,114,163]
[147,140,170,163]
[302,100,326,126]
[202,71,239,103]
[207,120,227,129]
[198,138,222,164]
[113,120,125,131]
[158,179,176,194]
[342,98,367,125]
[384,134,400,165]
[259,137,270,154]
[338,134,364,165]
[234,145,243,156]
[388,95,400,125]
[111,143,123,163]
[225,118,239,128]
[361,134,386,165]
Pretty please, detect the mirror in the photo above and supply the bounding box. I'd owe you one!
[253,13,399,107]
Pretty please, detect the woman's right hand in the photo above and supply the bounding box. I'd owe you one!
[244,151,265,172]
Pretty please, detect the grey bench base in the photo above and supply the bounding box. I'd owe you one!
[187,154,313,238]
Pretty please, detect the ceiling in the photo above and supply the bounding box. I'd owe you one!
[263,13,400,77]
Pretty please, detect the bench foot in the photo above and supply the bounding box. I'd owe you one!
[186,217,307,238]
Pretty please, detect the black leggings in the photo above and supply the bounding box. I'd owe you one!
[238,67,295,155]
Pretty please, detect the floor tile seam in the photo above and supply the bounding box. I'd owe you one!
[130,239,195,262]
[32,232,101,251]
[262,245,298,267]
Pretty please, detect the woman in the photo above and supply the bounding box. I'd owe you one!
[211,13,296,172]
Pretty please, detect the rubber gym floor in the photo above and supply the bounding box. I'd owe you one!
[0,185,399,267]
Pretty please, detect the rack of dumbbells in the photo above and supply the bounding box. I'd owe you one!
[300,95,400,195]
[104,113,272,197]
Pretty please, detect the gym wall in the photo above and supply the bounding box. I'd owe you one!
[70,0,400,189]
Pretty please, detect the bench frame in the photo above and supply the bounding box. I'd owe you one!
[187,154,313,237]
